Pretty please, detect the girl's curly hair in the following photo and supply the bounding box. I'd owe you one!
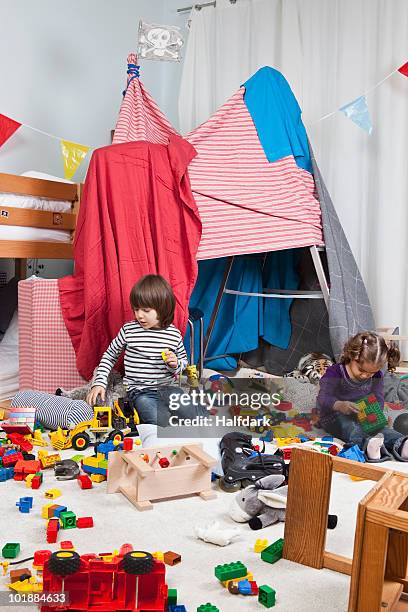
[340,331,400,373]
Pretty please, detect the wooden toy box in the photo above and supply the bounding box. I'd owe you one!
[107,443,217,511]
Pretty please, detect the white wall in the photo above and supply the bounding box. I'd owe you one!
[0,0,178,278]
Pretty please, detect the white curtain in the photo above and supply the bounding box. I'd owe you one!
[179,0,408,345]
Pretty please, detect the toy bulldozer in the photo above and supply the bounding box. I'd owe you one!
[49,401,138,451]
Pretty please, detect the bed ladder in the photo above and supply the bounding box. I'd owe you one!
[203,245,330,363]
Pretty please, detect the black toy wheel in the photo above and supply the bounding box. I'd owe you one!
[122,551,154,575]
[71,432,90,451]
[218,477,241,492]
[48,551,81,576]
[107,429,124,445]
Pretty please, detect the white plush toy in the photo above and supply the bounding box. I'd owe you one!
[195,521,241,546]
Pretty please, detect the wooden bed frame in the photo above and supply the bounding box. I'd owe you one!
[0,172,81,278]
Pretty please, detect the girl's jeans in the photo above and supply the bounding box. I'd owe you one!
[127,385,208,427]
[325,414,403,453]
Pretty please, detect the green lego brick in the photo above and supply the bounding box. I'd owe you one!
[214,560,247,581]
[2,543,20,559]
[261,538,284,564]
[197,604,219,612]
[356,395,387,435]
[59,511,77,529]
[259,584,276,608]
[69,454,85,462]
[168,588,178,605]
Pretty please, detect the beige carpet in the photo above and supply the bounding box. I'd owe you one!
[1,437,408,611]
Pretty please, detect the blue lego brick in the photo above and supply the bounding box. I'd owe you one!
[169,606,187,612]
[52,506,68,518]
[238,579,252,595]
[338,444,366,463]
[0,467,14,481]
[81,464,107,476]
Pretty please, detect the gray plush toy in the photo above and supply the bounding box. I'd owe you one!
[229,474,288,530]
[56,370,126,408]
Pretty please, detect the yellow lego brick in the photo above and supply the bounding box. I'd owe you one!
[41,504,54,519]
[254,538,269,553]
[82,456,100,468]
[221,572,253,588]
[45,489,62,499]
[25,474,35,488]
[90,474,106,483]
[152,551,164,561]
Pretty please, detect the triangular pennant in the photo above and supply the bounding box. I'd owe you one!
[0,114,22,147]
[339,96,373,135]
[398,61,408,77]
[60,140,90,180]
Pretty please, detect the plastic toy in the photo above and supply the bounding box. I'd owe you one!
[54,459,80,481]
[77,475,93,489]
[261,538,284,564]
[38,450,61,469]
[219,432,286,492]
[229,474,287,530]
[45,489,62,499]
[77,516,94,528]
[2,543,20,559]
[214,561,247,582]
[107,443,217,511]
[338,444,366,463]
[254,539,269,553]
[356,394,387,435]
[163,551,181,566]
[259,584,276,608]
[40,545,168,612]
[49,405,132,451]
[16,496,33,513]
[197,605,219,612]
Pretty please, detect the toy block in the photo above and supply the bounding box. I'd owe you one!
[168,606,187,612]
[221,572,253,588]
[59,511,76,529]
[254,538,269,553]
[42,503,58,519]
[338,444,366,463]
[261,539,284,564]
[167,588,178,605]
[31,474,43,489]
[249,580,259,595]
[10,568,31,583]
[32,550,52,570]
[237,579,252,595]
[90,473,106,483]
[82,456,100,468]
[197,604,219,612]
[69,454,84,462]
[122,437,133,451]
[355,394,387,435]
[2,543,20,559]
[3,452,23,468]
[152,551,164,561]
[163,551,181,566]
[228,581,239,594]
[52,505,68,519]
[76,516,94,528]
[77,475,93,489]
[0,466,14,481]
[214,560,247,582]
[258,584,276,608]
[16,496,33,513]
[46,518,59,544]
[60,541,74,550]
[44,488,61,499]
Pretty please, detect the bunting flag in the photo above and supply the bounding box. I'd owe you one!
[398,61,408,78]
[339,96,373,135]
[60,140,90,180]
[0,114,22,147]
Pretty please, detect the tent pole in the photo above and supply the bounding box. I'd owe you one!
[310,245,330,309]
[203,256,234,360]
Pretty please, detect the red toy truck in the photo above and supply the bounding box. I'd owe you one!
[40,544,168,611]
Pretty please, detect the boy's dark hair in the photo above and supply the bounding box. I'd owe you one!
[340,331,400,372]
[129,274,175,329]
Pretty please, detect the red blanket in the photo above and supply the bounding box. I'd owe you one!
[58,135,201,381]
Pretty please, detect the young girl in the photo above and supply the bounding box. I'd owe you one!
[87,274,208,428]
[317,331,407,461]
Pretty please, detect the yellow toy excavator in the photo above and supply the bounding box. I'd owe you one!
[49,403,137,451]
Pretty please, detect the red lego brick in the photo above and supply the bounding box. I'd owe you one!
[122,438,133,451]
[77,475,93,489]
[3,452,23,468]
[31,475,42,489]
[46,518,59,544]
[367,394,376,403]
[33,550,51,569]
[60,541,74,550]
[77,517,94,529]
[249,580,259,595]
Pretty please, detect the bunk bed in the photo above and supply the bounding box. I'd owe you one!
[0,171,81,277]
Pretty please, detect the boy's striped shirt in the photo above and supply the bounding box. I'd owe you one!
[93,321,188,391]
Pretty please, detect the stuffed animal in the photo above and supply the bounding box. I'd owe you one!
[56,370,126,408]
[284,352,334,384]
[195,521,241,546]
[229,474,288,530]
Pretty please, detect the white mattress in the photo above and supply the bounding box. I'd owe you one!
[0,170,73,242]
[0,312,19,401]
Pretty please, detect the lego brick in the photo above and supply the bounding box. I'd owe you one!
[59,511,77,529]
[258,584,276,608]
[10,568,31,583]
[77,475,93,489]
[167,588,178,605]
[221,572,253,588]
[60,541,74,550]
[168,606,186,612]
[46,519,59,544]
[214,560,247,582]
[2,543,20,559]
[163,551,181,566]
[197,604,219,612]
[237,579,252,595]
[76,516,94,528]
[90,473,106,483]
[254,539,269,553]
[44,488,61,499]
[261,539,284,565]
[52,505,68,519]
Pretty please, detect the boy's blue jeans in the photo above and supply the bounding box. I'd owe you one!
[127,385,208,427]
[325,414,404,453]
